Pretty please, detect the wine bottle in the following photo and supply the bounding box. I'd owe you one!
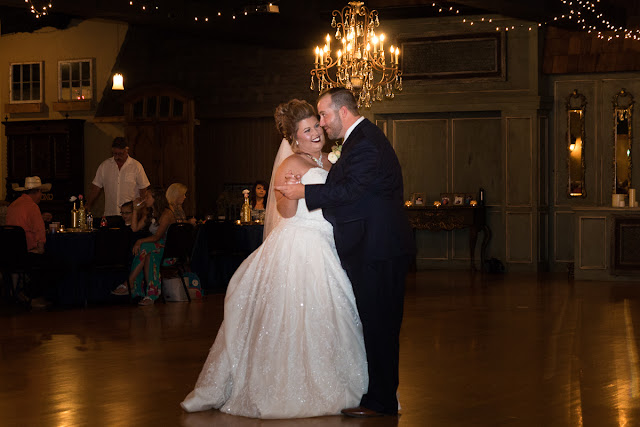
[241,195,251,224]
[71,202,78,229]
[78,199,86,229]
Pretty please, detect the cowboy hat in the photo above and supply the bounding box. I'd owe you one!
[12,176,52,192]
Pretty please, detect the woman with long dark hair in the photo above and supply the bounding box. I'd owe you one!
[249,180,267,222]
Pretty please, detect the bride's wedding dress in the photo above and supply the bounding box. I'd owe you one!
[181,167,367,419]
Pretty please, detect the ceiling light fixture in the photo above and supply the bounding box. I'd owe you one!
[112,73,124,91]
[310,1,402,108]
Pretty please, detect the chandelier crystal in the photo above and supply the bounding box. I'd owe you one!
[310,1,402,108]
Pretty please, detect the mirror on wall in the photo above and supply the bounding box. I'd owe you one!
[566,89,587,197]
[613,89,634,195]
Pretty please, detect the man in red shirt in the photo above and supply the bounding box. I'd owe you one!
[6,176,52,307]
[6,176,50,253]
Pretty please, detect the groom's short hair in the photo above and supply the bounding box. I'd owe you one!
[319,88,359,116]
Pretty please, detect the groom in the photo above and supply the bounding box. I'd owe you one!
[276,88,414,417]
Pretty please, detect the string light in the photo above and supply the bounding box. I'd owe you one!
[31,0,634,43]
[127,0,277,24]
[436,1,534,34]
[25,0,52,19]
[551,0,640,41]
[444,0,640,42]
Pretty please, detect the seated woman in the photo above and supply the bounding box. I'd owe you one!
[111,183,193,305]
[250,180,267,223]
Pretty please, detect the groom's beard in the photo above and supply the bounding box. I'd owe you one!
[323,118,343,141]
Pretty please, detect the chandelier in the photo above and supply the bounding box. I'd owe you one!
[310,1,402,108]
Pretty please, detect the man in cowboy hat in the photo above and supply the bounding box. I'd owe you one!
[6,176,52,255]
[6,176,54,308]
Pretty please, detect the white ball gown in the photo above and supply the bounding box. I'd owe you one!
[181,167,367,419]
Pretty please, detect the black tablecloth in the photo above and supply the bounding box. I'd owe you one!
[46,231,129,305]
[43,222,262,303]
[191,222,263,292]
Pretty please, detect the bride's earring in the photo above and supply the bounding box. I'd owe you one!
[296,141,299,146]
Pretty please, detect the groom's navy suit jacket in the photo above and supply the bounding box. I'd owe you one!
[305,118,414,266]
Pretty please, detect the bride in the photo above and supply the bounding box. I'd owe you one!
[181,99,367,419]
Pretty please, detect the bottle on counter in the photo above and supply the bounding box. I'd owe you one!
[240,189,251,224]
[86,213,93,230]
[71,202,78,229]
[77,197,86,229]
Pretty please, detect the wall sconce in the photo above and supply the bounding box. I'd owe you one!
[112,73,124,90]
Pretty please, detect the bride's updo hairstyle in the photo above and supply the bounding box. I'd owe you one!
[274,99,317,149]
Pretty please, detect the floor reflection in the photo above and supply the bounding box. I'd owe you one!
[2,272,640,426]
[180,411,399,427]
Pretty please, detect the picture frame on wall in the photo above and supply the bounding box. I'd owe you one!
[411,192,426,206]
[440,192,476,206]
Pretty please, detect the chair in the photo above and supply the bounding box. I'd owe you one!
[0,225,31,302]
[88,226,133,304]
[160,222,196,302]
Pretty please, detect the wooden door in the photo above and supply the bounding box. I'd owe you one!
[124,87,196,215]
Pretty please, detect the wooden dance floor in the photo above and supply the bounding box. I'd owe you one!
[2,270,640,426]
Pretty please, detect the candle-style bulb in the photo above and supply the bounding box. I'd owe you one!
[112,73,124,90]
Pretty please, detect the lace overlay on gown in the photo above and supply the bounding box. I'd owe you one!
[181,168,367,419]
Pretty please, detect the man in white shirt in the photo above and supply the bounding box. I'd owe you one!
[86,137,150,216]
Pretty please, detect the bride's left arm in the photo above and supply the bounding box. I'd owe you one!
[275,157,302,218]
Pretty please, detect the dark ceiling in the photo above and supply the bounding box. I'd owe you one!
[0,0,638,48]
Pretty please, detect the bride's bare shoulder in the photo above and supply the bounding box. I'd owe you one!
[276,154,308,177]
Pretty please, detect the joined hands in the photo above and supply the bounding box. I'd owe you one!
[275,170,305,200]
[284,170,301,185]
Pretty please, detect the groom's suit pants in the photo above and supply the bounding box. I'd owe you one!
[345,254,410,414]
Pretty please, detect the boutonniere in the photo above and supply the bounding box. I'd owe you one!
[327,143,342,164]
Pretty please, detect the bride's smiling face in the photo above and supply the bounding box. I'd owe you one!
[295,116,325,154]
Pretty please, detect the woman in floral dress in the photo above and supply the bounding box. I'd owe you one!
[112,183,191,305]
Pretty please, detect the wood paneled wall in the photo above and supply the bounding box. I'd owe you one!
[378,109,546,271]
[195,117,281,216]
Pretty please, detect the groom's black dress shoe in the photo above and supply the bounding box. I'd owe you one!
[341,406,385,418]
